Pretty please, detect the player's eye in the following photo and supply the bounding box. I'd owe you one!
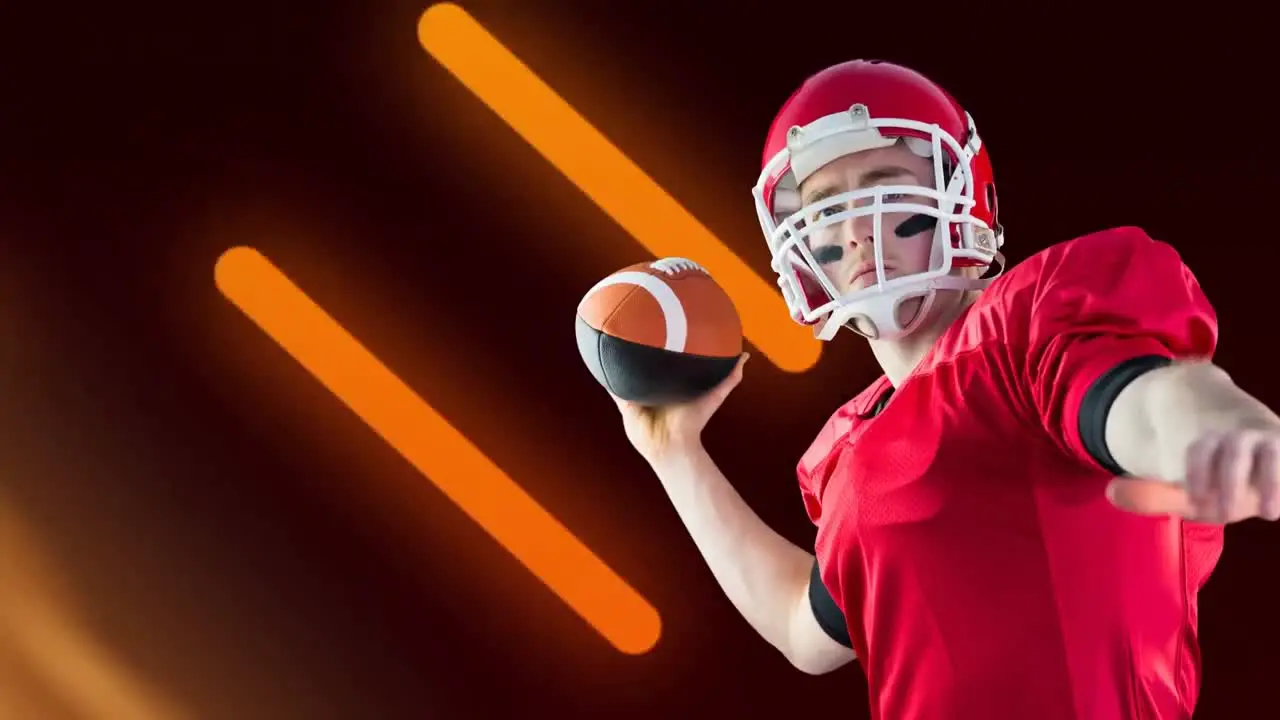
[883,192,908,202]
[813,203,845,221]
[810,244,844,265]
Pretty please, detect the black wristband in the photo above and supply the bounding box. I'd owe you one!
[1078,354,1173,476]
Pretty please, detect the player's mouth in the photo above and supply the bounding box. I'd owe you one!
[851,264,891,287]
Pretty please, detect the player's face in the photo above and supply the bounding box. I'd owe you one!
[797,142,937,298]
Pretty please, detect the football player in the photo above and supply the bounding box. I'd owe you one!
[612,60,1280,719]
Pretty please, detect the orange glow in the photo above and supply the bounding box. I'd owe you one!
[214,246,661,655]
[416,2,822,373]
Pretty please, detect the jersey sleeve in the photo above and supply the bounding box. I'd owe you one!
[1002,227,1218,472]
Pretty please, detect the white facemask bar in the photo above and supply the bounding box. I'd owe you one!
[750,108,1003,338]
[769,184,987,325]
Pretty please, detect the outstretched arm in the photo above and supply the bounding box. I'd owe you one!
[1000,227,1276,523]
[1104,359,1280,523]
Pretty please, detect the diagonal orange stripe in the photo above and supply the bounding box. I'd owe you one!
[214,246,661,655]
[416,2,822,373]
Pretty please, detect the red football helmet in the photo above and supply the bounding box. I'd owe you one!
[751,60,1005,341]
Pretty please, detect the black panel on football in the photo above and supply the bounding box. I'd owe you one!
[575,316,738,406]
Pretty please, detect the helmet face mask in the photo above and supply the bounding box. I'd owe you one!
[752,62,1005,342]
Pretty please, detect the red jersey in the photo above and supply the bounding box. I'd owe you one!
[798,227,1225,720]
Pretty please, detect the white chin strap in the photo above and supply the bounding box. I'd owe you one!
[814,273,978,342]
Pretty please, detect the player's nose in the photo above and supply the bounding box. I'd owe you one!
[842,212,877,249]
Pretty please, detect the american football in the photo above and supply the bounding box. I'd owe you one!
[575,257,743,406]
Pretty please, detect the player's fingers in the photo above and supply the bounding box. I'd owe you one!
[610,393,641,417]
[1184,432,1222,522]
[1215,431,1251,523]
[710,352,749,400]
[1105,477,1192,516]
[1255,439,1280,520]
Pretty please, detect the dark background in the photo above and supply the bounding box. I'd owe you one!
[1,1,1277,718]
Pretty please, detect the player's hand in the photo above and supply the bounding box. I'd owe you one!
[1106,426,1280,524]
[612,352,749,465]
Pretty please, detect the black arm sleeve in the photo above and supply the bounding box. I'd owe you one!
[1078,354,1173,476]
[807,559,852,648]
